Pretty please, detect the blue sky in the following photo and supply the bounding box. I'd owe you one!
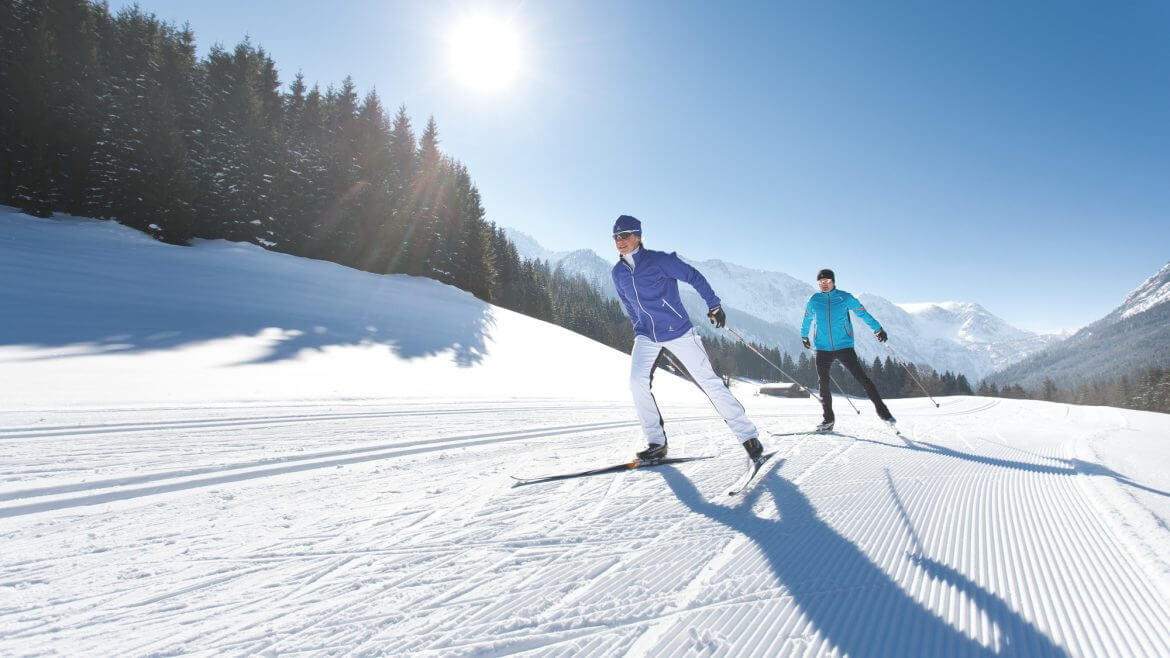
[113,0,1169,333]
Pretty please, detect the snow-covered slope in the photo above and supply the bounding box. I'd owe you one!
[991,261,1170,389]
[504,228,1061,380]
[0,208,701,407]
[4,207,1170,656]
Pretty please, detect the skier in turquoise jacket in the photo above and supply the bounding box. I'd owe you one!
[800,268,894,431]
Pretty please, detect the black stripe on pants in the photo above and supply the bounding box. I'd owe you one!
[815,347,892,422]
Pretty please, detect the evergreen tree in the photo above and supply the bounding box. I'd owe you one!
[381,104,416,274]
[346,88,393,270]
[286,81,330,251]
[1113,375,1131,408]
[0,0,20,204]
[1151,372,1170,413]
[43,0,104,212]
[402,115,443,276]
[2,0,57,216]
[883,356,903,398]
[276,72,313,251]
[195,40,283,243]
[88,6,197,242]
[1040,377,1058,402]
[488,225,522,310]
[3,0,105,216]
[450,167,495,300]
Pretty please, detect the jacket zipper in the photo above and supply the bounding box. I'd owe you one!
[826,292,835,350]
[624,261,657,341]
[662,299,684,320]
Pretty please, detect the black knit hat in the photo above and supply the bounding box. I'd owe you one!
[817,268,835,281]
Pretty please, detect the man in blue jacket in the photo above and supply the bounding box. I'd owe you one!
[800,268,895,432]
[610,215,763,463]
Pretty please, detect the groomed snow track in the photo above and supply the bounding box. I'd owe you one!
[3,396,1170,657]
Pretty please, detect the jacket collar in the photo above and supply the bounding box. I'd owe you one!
[619,246,643,268]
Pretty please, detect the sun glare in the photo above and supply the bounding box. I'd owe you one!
[447,14,524,93]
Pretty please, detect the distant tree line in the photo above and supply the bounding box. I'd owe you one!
[984,366,1170,414]
[0,0,634,351]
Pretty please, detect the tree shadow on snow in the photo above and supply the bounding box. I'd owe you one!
[654,466,1069,657]
[0,270,495,367]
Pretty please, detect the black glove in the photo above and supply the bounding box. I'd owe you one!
[875,328,888,343]
[801,337,811,350]
[707,305,726,328]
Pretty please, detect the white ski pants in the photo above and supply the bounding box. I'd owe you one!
[629,328,758,446]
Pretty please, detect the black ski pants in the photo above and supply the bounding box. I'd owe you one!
[815,347,892,422]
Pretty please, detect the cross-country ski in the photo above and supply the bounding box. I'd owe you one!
[727,451,780,496]
[511,455,713,485]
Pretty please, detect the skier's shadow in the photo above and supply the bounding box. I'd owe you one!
[859,434,1170,500]
[654,466,1069,657]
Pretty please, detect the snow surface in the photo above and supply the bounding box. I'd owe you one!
[4,207,1170,656]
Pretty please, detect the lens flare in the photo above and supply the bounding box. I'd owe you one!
[447,14,524,93]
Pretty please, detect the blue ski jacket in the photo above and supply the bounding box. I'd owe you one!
[801,288,882,351]
[612,248,721,343]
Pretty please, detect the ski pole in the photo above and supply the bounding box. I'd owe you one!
[724,327,822,404]
[658,349,696,386]
[829,373,861,415]
[882,343,941,408]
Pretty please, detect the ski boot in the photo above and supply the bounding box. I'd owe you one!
[815,420,834,433]
[742,437,764,462]
[636,442,668,461]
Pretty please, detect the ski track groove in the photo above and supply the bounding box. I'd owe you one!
[0,403,638,438]
[0,418,663,503]
[4,398,1170,655]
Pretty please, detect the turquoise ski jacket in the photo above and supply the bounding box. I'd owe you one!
[801,288,882,350]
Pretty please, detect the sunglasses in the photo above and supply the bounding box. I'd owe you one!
[613,231,639,241]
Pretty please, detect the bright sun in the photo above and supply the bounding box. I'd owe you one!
[447,14,524,93]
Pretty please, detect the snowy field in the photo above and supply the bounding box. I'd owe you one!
[3,208,1170,656]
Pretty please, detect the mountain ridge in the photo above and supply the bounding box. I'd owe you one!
[990,261,1170,389]
[505,227,1064,380]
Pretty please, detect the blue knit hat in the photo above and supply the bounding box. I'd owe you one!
[613,214,642,235]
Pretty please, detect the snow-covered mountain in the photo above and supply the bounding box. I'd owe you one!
[505,228,1062,380]
[502,228,570,264]
[4,206,1170,656]
[991,261,1170,389]
[1114,261,1170,321]
[897,301,1066,373]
